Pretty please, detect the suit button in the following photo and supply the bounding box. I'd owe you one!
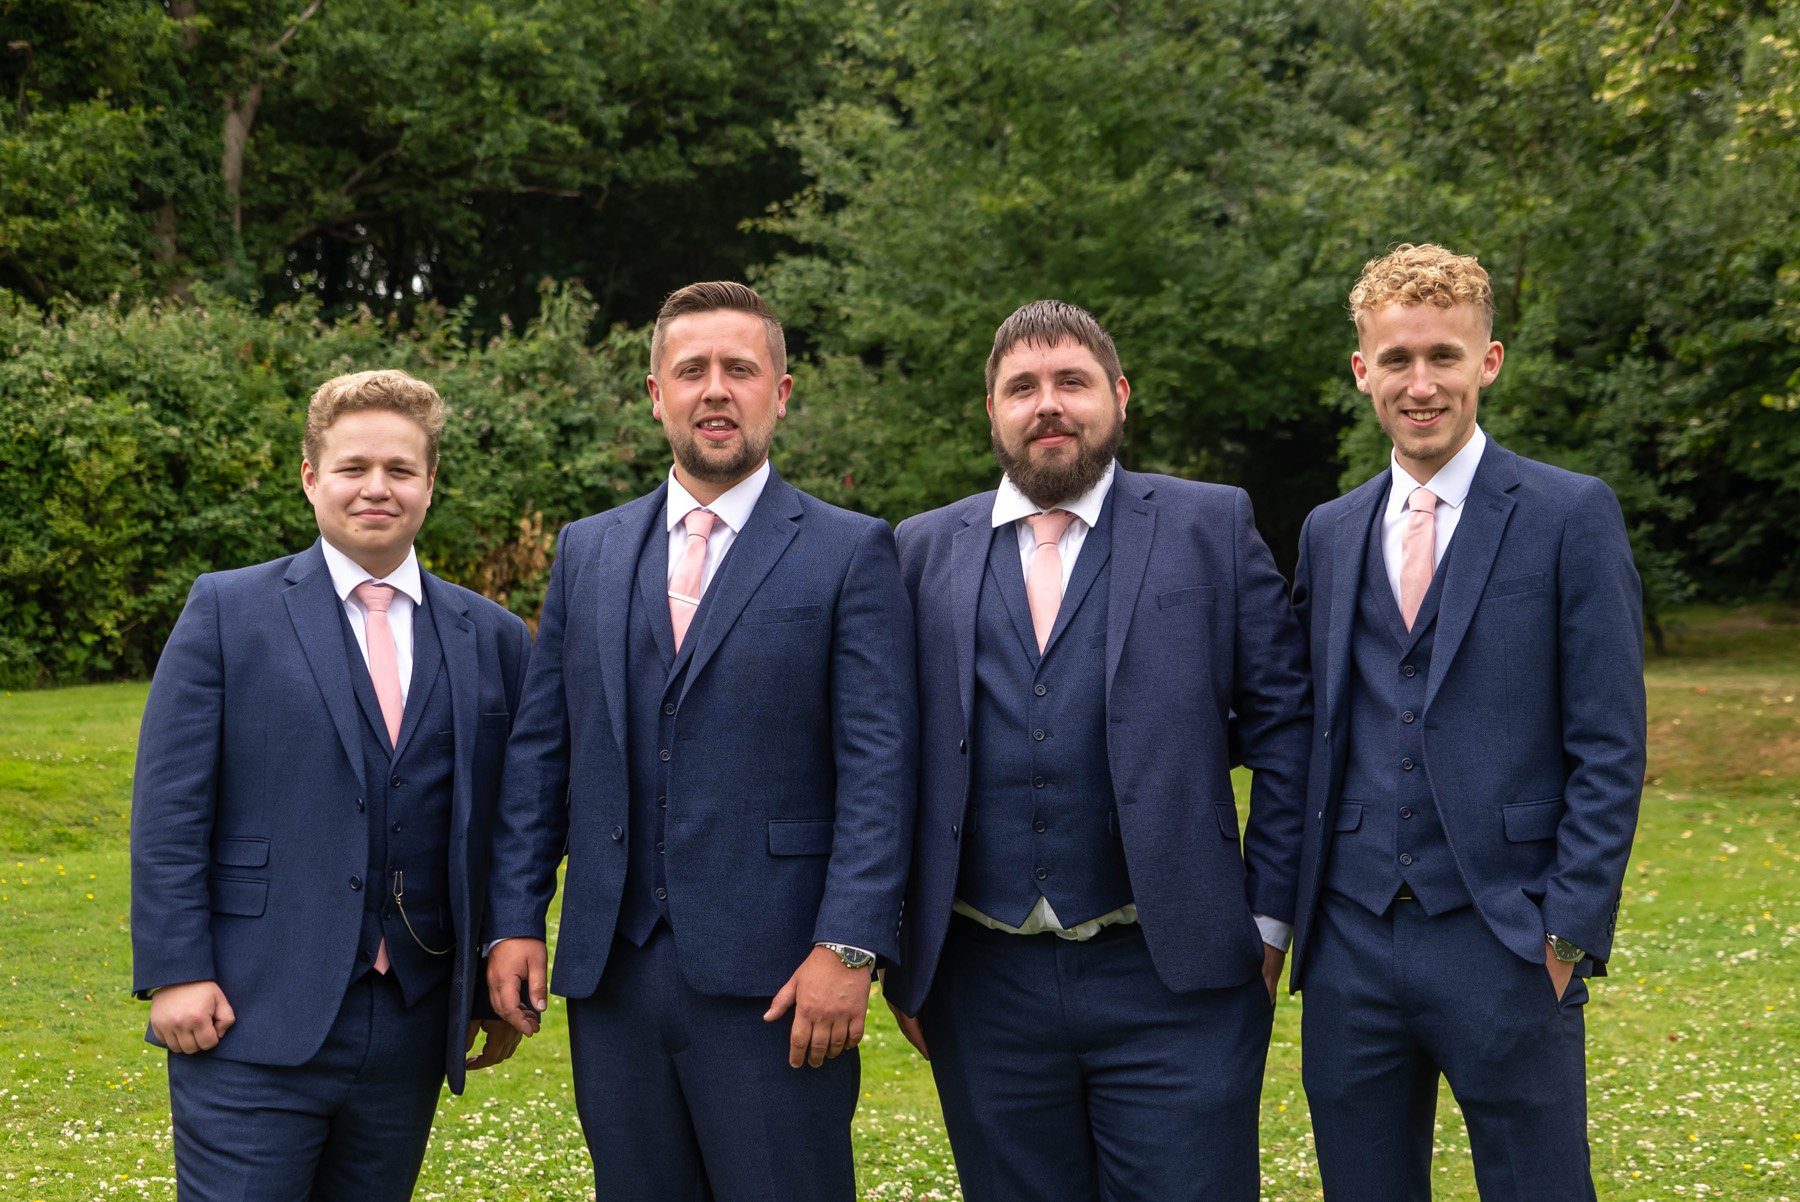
[1032,728,1046,741]
[950,824,959,840]
[656,842,665,854]
[1401,663,1417,678]
[1399,853,1414,866]
[1399,807,1414,820]
[349,876,363,891]
[959,739,967,754]
[356,798,366,812]
[1401,711,1416,724]
[1033,820,1047,833]
[1034,684,1047,696]
[1033,776,1046,789]
[1035,867,1049,881]
[611,825,623,841]
[1400,758,1415,771]
[663,703,676,715]
[654,887,668,901]
[659,749,671,762]
[657,796,668,809]
[390,776,403,788]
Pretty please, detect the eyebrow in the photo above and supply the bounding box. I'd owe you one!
[1379,342,1465,358]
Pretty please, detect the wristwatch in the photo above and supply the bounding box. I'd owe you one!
[818,942,876,971]
[1545,933,1585,963]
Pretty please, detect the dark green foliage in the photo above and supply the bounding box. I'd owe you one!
[0,283,663,687]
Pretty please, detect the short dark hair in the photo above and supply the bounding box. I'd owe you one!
[650,280,787,377]
[985,300,1123,395]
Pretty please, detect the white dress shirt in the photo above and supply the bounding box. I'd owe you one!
[664,461,772,600]
[1382,426,1487,606]
[320,539,423,704]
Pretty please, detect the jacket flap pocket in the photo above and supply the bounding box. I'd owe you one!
[1158,585,1215,610]
[214,837,269,868]
[742,605,824,626]
[208,875,268,917]
[479,711,511,729]
[1503,797,1564,842]
[768,818,835,856]
[1215,803,1240,839]
[1333,803,1364,832]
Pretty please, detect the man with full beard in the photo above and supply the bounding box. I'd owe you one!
[484,281,917,1200]
[881,300,1311,1200]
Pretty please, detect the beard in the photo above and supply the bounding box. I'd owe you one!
[990,411,1122,509]
[667,422,774,487]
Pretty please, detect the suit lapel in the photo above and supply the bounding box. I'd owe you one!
[283,542,370,795]
[392,592,445,760]
[678,472,803,706]
[949,501,990,729]
[1425,443,1519,711]
[598,488,666,759]
[423,573,477,836]
[1104,471,1154,694]
[989,524,1040,661]
[1323,475,1386,732]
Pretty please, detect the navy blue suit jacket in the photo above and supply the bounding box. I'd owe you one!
[130,541,529,1094]
[485,470,918,1000]
[1288,441,1645,989]
[884,468,1311,1016]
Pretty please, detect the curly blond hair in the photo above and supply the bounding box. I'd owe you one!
[1349,243,1494,335]
[304,369,446,470]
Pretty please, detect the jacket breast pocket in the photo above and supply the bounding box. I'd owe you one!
[742,605,824,626]
[1503,797,1564,842]
[768,818,834,856]
[1333,802,1365,832]
[1485,572,1544,600]
[208,875,268,917]
[1158,586,1215,610]
[1215,804,1240,840]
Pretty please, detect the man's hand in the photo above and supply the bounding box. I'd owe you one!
[486,938,548,1035]
[1545,942,1575,1002]
[763,946,872,1068]
[149,980,235,1054]
[886,998,930,1060]
[1261,943,1286,1004]
[465,1019,522,1071]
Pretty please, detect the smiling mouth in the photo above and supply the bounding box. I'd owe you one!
[1400,408,1445,426]
[696,417,738,441]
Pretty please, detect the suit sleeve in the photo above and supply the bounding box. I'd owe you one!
[130,575,225,995]
[1229,489,1313,926]
[484,527,577,943]
[1543,478,1645,962]
[812,520,919,963]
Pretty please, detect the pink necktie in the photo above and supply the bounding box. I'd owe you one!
[1025,510,1077,653]
[351,580,402,975]
[1398,487,1439,631]
[669,508,717,651]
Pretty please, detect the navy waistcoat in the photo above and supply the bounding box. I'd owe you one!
[341,592,457,1006]
[1324,495,1473,916]
[960,498,1131,928]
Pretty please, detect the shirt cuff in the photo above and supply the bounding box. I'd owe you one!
[1254,914,1293,952]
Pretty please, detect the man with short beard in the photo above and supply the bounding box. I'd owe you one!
[882,300,1311,1201]
[484,281,917,1201]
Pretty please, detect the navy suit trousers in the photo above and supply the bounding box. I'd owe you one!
[166,972,448,1201]
[566,924,859,1202]
[1300,893,1595,1201]
[921,917,1272,1202]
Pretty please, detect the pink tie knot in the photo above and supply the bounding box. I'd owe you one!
[1409,488,1439,516]
[684,508,717,540]
[1027,509,1076,548]
[353,581,396,613]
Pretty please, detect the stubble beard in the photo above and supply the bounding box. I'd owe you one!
[991,413,1122,510]
[670,424,773,487]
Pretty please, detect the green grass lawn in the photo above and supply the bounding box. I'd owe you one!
[2,605,1796,1200]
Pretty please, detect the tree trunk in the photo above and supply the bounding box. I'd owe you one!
[222,80,264,241]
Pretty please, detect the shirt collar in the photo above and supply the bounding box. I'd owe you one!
[319,538,423,605]
[665,459,772,534]
[1386,426,1486,519]
[992,461,1116,530]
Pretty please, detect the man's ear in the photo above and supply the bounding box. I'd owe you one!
[1350,351,1372,394]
